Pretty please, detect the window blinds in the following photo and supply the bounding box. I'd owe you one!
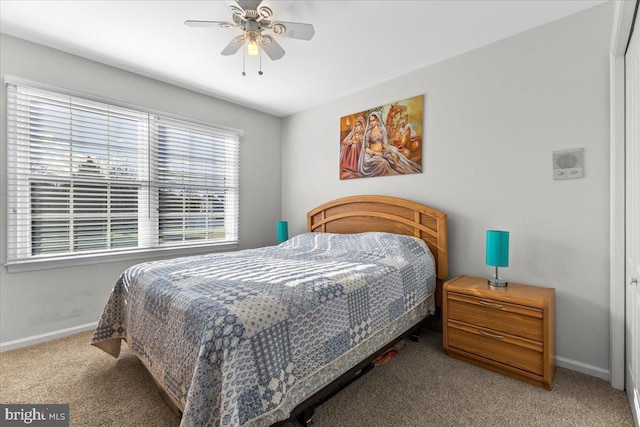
[6,82,240,264]
[152,116,240,246]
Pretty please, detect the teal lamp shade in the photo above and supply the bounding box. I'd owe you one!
[486,230,509,267]
[276,221,289,243]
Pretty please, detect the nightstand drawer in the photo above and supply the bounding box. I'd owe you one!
[447,292,543,341]
[447,319,544,375]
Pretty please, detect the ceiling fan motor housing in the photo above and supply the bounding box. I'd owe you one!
[245,19,261,40]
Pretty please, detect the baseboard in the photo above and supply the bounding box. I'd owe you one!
[0,322,97,352]
[0,323,615,386]
[556,356,610,381]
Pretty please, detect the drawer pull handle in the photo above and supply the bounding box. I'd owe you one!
[478,330,503,339]
[479,301,504,309]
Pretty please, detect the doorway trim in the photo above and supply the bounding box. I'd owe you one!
[610,0,636,390]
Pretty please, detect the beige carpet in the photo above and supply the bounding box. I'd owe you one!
[0,330,633,427]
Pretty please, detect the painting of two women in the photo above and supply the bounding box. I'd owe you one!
[339,95,423,180]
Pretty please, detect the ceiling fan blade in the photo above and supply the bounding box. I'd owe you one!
[221,0,249,20]
[260,36,285,60]
[221,36,245,56]
[270,21,315,40]
[255,1,294,18]
[261,1,294,12]
[236,0,262,11]
[222,0,260,17]
[185,20,236,28]
[225,0,293,12]
[224,0,293,21]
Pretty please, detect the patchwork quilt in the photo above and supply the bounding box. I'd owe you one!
[91,232,436,426]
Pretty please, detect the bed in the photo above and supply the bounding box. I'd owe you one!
[91,195,448,427]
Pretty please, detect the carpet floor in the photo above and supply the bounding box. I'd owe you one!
[0,330,634,426]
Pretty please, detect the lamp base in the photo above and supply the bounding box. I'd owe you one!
[488,277,508,287]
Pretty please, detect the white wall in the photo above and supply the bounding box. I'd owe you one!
[282,3,614,378]
[0,34,283,345]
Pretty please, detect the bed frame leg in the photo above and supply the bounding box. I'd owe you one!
[409,327,421,342]
[297,405,314,426]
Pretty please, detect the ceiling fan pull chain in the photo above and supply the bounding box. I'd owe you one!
[259,49,263,76]
[242,45,246,76]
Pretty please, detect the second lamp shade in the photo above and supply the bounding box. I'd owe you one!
[486,230,509,267]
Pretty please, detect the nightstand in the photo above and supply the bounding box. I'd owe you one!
[443,275,555,390]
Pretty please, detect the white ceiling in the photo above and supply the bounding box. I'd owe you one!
[0,0,606,117]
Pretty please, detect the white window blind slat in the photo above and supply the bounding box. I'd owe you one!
[6,82,240,265]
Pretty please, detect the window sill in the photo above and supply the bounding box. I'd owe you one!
[4,242,239,273]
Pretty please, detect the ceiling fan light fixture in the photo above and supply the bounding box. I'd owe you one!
[247,38,259,56]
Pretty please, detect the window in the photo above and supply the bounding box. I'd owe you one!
[153,117,239,246]
[6,81,240,269]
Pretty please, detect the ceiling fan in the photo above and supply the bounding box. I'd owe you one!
[185,0,315,74]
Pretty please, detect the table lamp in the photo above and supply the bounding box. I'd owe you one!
[277,221,288,243]
[486,230,509,287]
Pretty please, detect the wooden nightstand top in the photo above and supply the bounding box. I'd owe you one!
[445,275,555,309]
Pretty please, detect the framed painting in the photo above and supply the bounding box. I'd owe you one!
[339,95,423,180]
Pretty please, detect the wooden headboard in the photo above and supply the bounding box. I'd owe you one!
[307,195,448,306]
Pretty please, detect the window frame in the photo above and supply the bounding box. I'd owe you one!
[4,76,243,273]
